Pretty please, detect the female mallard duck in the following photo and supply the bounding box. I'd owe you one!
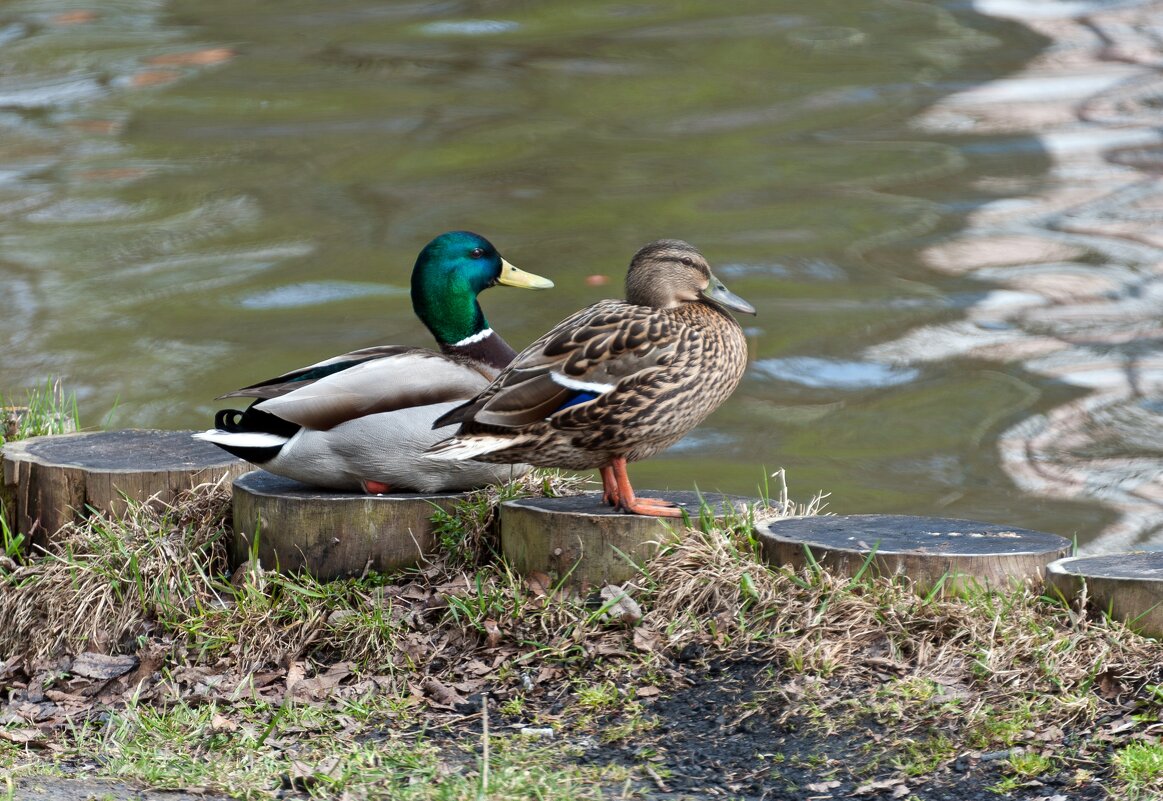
[426,239,754,517]
[194,230,553,493]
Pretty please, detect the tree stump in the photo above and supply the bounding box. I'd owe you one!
[500,491,762,588]
[1,430,248,547]
[231,470,466,580]
[758,514,1071,594]
[1046,553,1163,637]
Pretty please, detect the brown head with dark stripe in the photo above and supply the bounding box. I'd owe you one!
[626,239,756,315]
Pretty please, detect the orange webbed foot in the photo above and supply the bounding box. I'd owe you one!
[617,496,685,518]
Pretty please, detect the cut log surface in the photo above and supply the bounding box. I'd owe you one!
[759,514,1071,593]
[231,470,465,580]
[1046,553,1163,637]
[1,430,248,545]
[500,491,762,588]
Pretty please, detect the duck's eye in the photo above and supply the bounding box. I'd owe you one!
[680,256,694,266]
[470,248,486,259]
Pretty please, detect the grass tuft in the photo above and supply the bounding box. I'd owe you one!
[0,379,79,445]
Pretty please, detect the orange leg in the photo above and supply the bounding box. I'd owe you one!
[610,457,684,518]
[599,465,620,507]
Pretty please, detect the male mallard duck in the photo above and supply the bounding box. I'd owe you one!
[425,239,754,517]
[194,230,553,493]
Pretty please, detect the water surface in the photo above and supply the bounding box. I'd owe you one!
[3,0,1142,546]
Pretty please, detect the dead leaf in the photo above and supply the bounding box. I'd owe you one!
[70,653,138,680]
[537,666,563,684]
[463,660,493,677]
[805,780,840,792]
[527,572,552,597]
[1095,669,1124,700]
[285,757,340,791]
[632,628,661,652]
[854,777,907,795]
[592,639,630,657]
[636,686,661,698]
[484,620,502,648]
[0,727,45,744]
[1037,725,1065,743]
[285,661,306,695]
[453,679,486,697]
[399,583,431,601]
[290,663,352,701]
[211,713,238,733]
[597,586,642,626]
[421,677,467,710]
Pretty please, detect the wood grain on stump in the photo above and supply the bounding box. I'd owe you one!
[1,430,248,546]
[500,491,762,588]
[1046,553,1163,637]
[759,514,1071,594]
[231,470,465,580]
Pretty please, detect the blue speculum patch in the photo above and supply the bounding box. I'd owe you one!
[557,390,600,411]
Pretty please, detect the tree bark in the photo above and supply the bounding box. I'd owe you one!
[1046,553,1163,637]
[2,430,248,548]
[499,491,760,588]
[231,470,465,580]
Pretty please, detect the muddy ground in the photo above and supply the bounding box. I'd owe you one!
[16,655,1102,801]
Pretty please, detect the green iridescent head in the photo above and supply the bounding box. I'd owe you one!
[410,231,552,346]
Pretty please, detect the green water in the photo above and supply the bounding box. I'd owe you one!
[0,0,1113,540]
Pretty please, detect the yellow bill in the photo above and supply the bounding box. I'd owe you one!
[498,259,554,289]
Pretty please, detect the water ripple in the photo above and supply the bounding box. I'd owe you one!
[240,281,406,310]
[752,357,921,390]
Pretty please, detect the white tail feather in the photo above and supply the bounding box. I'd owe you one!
[193,430,289,448]
[424,435,511,461]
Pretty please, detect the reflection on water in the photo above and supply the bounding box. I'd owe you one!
[752,358,920,391]
[0,0,1157,548]
[872,0,1163,551]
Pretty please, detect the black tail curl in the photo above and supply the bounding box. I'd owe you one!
[213,402,301,438]
[215,407,246,431]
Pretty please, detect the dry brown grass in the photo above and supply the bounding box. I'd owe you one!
[0,477,231,665]
[647,524,1160,728]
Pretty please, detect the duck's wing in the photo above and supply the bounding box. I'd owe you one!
[217,345,421,400]
[254,349,491,431]
[438,300,680,429]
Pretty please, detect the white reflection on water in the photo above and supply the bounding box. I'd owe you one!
[240,282,407,310]
[753,357,920,391]
[420,20,520,36]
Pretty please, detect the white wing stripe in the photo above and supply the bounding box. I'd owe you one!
[550,371,616,395]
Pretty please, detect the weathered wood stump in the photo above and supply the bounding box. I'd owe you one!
[759,514,1071,594]
[1046,553,1163,637]
[231,470,466,580]
[500,491,762,588]
[1,430,248,547]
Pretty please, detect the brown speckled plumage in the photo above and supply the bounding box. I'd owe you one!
[428,240,754,515]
